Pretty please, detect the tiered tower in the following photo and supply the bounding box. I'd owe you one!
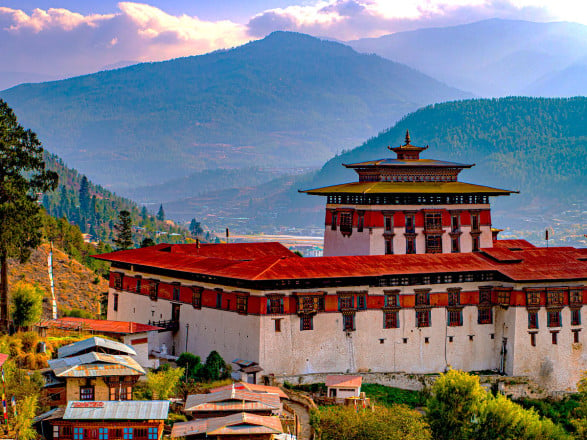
[302,131,517,256]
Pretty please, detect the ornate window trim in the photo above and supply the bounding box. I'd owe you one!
[191,286,203,309]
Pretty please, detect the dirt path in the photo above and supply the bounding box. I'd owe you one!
[285,400,312,440]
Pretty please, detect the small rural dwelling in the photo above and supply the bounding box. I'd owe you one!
[35,400,169,440]
[209,382,288,399]
[39,318,162,369]
[184,388,282,419]
[171,412,283,440]
[325,375,362,399]
[58,336,137,358]
[43,345,146,406]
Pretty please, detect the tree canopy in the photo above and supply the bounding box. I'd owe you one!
[10,282,44,330]
[114,210,133,250]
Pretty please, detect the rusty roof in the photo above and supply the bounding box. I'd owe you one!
[300,181,516,196]
[93,241,587,284]
[58,337,136,358]
[40,317,162,335]
[185,388,281,413]
[326,375,362,388]
[210,382,288,399]
[171,413,283,438]
[63,400,169,420]
[48,352,145,377]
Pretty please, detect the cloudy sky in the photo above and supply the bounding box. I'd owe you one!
[1,0,586,81]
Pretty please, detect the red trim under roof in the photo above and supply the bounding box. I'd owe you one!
[39,317,162,334]
[93,241,587,283]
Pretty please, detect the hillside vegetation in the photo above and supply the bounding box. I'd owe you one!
[1,31,469,190]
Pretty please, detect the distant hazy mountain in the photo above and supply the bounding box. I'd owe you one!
[0,71,58,91]
[522,60,587,97]
[1,31,469,190]
[348,19,587,97]
[169,97,586,232]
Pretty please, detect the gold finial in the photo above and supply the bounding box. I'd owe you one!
[404,130,411,146]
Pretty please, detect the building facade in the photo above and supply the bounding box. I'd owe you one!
[96,137,587,392]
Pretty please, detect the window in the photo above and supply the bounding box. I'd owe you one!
[547,289,564,307]
[405,214,415,233]
[384,311,399,328]
[192,287,202,309]
[448,310,462,326]
[80,386,94,401]
[114,273,123,290]
[548,311,561,327]
[149,281,159,301]
[331,212,337,231]
[54,426,60,439]
[274,319,282,332]
[172,283,181,301]
[268,297,284,314]
[340,212,352,235]
[99,428,109,440]
[124,428,133,440]
[573,330,581,344]
[406,236,416,254]
[110,386,131,401]
[530,332,537,347]
[135,277,142,293]
[526,289,541,307]
[451,214,460,233]
[236,294,248,314]
[572,309,581,326]
[451,236,460,253]
[496,288,511,306]
[384,215,393,233]
[384,292,399,307]
[357,212,364,232]
[216,291,222,309]
[74,428,84,440]
[113,293,119,312]
[357,295,366,310]
[448,290,460,306]
[478,308,493,324]
[425,213,442,231]
[416,310,430,327]
[570,289,583,306]
[148,428,158,440]
[339,295,354,310]
[385,237,393,255]
[426,235,442,253]
[415,291,430,306]
[300,315,313,331]
[479,287,492,305]
[528,311,539,329]
[343,314,355,331]
[471,213,480,232]
[551,331,558,345]
[472,235,480,252]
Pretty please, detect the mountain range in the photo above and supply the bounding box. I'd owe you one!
[1,31,469,191]
[348,19,587,97]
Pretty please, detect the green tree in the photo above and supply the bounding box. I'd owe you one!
[79,175,90,215]
[10,282,44,330]
[177,352,203,380]
[426,369,487,440]
[146,365,184,399]
[0,99,58,330]
[13,394,38,440]
[114,210,133,250]
[141,237,155,248]
[311,404,431,440]
[202,350,231,381]
[157,204,165,221]
[189,218,203,236]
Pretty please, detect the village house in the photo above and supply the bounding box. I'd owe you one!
[171,412,284,440]
[43,337,146,406]
[35,400,169,440]
[326,375,362,400]
[94,134,587,392]
[184,388,282,419]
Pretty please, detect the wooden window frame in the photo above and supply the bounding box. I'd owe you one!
[547,310,562,328]
[526,289,542,307]
[235,293,249,315]
[339,212,353,236]
[300,315,313,331]
[172,282,181,302]
[416,310,431,327]
[113,293,119,312]
[80,385,94,401]
[448,309,462,327]
[478,307,493,325]
[528,311,539,329]
[415,290,430,307]
[546,289,564,307]
[425,234,442,254]
[191,287,202,309]
[113,273,123,290]
[447,289,461,307]
[343,313,355,331]
[570,289,583,307]
[149,280,159,301]
[267,296,284,314]
[571,308,581,326]
[384,311,399,329]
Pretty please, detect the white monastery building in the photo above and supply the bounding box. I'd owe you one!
[95,132,587,392]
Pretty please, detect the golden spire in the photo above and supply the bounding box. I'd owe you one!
[404,129,411,146]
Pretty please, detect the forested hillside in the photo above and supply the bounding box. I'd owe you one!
[1,31,469,190]
[41,152,197,246]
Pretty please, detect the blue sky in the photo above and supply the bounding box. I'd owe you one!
[0,1,585,83]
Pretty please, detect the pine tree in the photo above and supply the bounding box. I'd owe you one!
[114,210,133,250]
[79,175,90,215]
[0,100,58,330]
[189,218,202,236]
[157,204,165,221]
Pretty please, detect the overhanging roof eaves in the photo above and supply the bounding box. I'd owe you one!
[343,158,474,168]
[63,401,169,420]
[58,337,136,358]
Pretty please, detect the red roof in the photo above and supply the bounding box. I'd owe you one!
[0,353,8,368]
[39,317,162,334]
[93,241,587,283]
[326,375,362,388]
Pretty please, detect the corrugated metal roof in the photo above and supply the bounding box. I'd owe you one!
[48,352,145,377]
[326,375,362,388]
[210,382,288,399]
[171,413,283,437]
[58,337,136,358]
[185,389,281,412]
[63,401,169,420]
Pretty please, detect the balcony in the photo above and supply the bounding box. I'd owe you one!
[148,319,179,332]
